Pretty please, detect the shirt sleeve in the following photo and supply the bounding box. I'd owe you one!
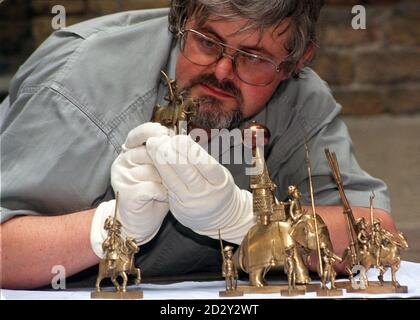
[272,117,391,213]
[0,87,117,224]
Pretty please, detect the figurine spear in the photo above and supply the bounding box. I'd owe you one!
[324,149,359,266]
[218,229,227,268]
[370,191,375,232]
[304,144,323,277]
[111,191,120,245]
[114,191,119,221]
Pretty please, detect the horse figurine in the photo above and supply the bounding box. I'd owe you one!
[342,230,408,288]
[151,71,198,134]
[95,237,141,293]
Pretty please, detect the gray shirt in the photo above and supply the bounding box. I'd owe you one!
[0,9,390,279]
[0,9,390,280]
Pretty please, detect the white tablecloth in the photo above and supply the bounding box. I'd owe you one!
[2,261,420,300]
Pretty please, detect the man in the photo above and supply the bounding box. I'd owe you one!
[1,0,396,289]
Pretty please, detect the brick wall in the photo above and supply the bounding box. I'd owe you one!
[314,0,420,115]
[1,0,419,114]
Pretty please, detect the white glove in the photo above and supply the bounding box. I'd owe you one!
[146,134,255,244]
[90,122,171,258]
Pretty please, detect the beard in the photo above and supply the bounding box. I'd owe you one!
[180,74,244,130]
[190,95,243,130]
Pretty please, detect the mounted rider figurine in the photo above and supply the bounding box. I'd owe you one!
[151,71,198,134]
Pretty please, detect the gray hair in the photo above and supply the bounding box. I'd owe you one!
[168,0,325,77]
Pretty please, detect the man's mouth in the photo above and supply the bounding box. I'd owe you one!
[199,83,236,100]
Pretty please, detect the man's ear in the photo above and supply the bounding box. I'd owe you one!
[295,42,315,71]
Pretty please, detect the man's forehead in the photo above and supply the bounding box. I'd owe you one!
[188,14,291,49]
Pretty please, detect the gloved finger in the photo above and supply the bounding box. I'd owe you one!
[116,180,168,206]
[122,146,153,165]
[133,181,168,203]
[194,157,228,186]
[128,164,162,183]
[146,135,189,194]
[171,135,227,186]
[165,136,210,192]
[125,122,170,149]
[111,163,162,187]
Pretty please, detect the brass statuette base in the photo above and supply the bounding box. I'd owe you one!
[238,284,312,294]
[335,281,408,294]
[280,289,306,296]
[303,283,322,292]
[219,290,244,297]
[346,285,408,294]
[91,290,144,300]
[316,288,343,297]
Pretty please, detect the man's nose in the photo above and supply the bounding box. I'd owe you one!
[213,52,236,83]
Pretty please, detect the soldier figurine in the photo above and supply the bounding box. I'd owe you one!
[284,246,296,289]
[287,186,304,222]
[219,245,243,297]
[223,246,237,291]
[371,219,394,270]
[316,244,343,296]
[320,245,342,289]
[281,245,306,296]
[102,217,124,270]
[356,217,369,253]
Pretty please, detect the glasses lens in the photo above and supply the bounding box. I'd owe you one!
[181,30,221,66]
[235,53,276,86]
[180,30,278,86]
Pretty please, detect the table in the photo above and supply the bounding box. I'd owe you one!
[2,261,420,300]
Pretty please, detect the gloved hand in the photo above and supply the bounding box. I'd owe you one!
[90,122,171,258]
[146,134,255,244]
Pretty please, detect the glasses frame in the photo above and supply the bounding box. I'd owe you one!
[178,28,284,86]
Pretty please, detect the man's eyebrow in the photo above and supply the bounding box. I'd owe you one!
[198,25,273,58]
[240,44,272,58]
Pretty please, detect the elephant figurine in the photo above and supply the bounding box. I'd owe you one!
[234,211,334,287]
[289,212,334,254]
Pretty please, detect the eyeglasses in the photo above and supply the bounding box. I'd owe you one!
[178,29,285,86]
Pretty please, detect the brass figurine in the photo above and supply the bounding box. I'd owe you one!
[235,123,311,289]
[219,231,243,297]
[356,217,369,254]
[319,244,342,290]
[287,186,304,222]
[302,144,343,296]
[367,216,409,288]
[222,246,238,291]
[91,193,143,299]
[280,245,306,296]
[151,71,198,134]
[284,246,297,289]
[325,148,409,293]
